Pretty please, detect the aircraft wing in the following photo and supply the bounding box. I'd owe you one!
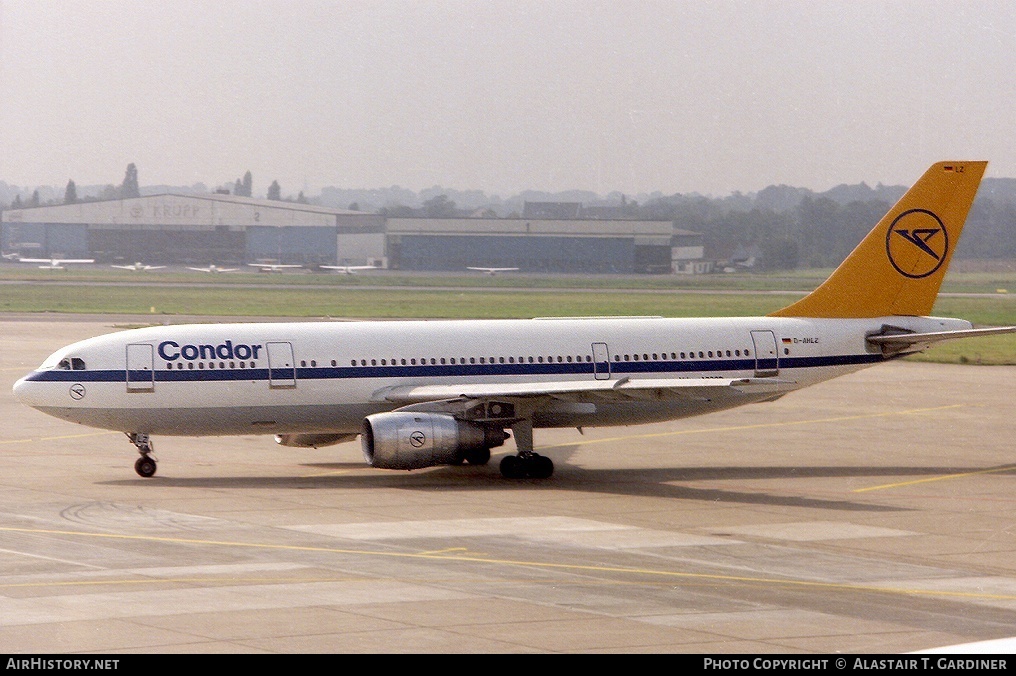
[374,376,798,409]
[867,326,1016,356]
[21,258,93,264]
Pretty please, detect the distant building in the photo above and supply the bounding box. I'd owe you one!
[1,194,704,274]
[1,194,384,266]
[386,217,676,274]
[671,229,709,273]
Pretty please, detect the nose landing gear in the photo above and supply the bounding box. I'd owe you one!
[127,432,157,477]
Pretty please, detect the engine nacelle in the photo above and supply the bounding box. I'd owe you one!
[275,433,358,448]
[361,412,507,470]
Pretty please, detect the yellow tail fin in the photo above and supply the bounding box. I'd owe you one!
[770,161,987,319]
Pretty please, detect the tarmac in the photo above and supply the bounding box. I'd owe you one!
[1,316,1016,654]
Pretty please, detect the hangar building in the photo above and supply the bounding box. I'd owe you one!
[2,194,701,274]
[386,217,678,274]
[0,194,385,267]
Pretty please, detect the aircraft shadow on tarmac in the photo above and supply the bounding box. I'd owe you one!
[97,447,1016,512]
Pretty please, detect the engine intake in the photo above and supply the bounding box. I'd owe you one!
[362,412,507,470]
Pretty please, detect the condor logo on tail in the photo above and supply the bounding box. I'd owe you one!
[886,209,948,279]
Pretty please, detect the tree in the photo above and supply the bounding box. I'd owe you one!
[422,194,457,218]
[64,180,78,204]
[121,163,140,198]
[233,179,243,195]
[267,180,281,200]
[241,171,253,197]
[29,190,40,207]
[11,195,22,209]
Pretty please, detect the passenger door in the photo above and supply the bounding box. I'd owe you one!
[267,341,297,388]
[591,342,611,380]
[126,343,155,393]
[750,330,779,377]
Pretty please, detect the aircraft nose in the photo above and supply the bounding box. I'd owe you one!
[12,374,42,408]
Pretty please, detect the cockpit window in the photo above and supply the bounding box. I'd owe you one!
[58,357,86,370]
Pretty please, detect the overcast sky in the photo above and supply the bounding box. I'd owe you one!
[1,0,1015,198]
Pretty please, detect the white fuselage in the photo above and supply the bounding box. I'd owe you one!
[13,314,971,437]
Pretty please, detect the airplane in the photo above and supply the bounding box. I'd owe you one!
[468,266,519,276]
[247,263,303,273]
[13,161,1016,481]
[18,257,95,270]
[187,265,239,273]
[2,252,20,260]
[319,264,379,275]
[111,262,166,272]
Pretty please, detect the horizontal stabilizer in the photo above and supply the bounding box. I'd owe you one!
[867,326,1016,356]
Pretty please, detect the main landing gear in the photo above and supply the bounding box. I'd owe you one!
[127,432,157,478]
[499,419,554,479]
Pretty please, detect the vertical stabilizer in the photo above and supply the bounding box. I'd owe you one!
[770,161,987,318]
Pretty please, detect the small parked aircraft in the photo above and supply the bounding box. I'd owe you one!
[467,266,519,276]
[18,257,95,270]
[247,263,303,273]
[111,262,166,272]
[187,265,239,273]
[319,265,379,274]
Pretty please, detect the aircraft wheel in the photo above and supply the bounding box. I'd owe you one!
[499,455,524,479]
[528,454,554,479]
[135,456,157,478]
[465,447,491,465]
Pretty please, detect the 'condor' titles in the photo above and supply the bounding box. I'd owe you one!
[157,340,263,362]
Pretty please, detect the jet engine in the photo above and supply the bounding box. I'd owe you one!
[362,412,508,470]
[275,433,358,448]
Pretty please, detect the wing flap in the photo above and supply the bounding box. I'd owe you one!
[374,376,798,406]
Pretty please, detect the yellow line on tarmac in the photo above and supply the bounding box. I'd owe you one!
[41,431,119,441]
[2,524,1015,603]
[853,464,1016,493]
[0,430,117,446]
[538,404,966,450]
